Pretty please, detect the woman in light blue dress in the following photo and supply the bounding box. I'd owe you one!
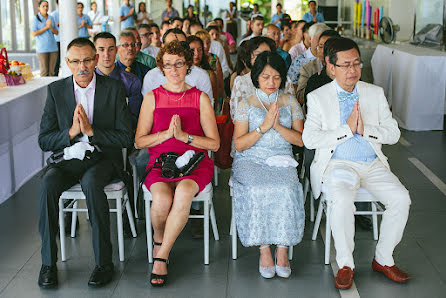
[232,51,305,279]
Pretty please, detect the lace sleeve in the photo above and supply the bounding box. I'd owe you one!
[230,76,243,121]
[284,76,295,97]
[234,97,249,122]
[288,95,304,121]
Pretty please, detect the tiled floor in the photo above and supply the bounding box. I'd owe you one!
[0,128,445,298]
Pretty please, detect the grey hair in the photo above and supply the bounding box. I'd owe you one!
[308,23,331,39]
[119,31,136,42]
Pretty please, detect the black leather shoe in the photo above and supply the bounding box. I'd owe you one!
[88,263,114,287]
[38,265,58,289]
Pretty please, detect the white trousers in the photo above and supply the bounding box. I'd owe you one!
[322,158,411,269]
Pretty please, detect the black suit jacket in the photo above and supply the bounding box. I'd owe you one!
[38,75,133,169]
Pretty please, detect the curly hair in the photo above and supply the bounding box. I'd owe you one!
[156,40,193,75]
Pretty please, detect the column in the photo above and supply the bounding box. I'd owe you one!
[112,0,121,37]
[59,0,78,77]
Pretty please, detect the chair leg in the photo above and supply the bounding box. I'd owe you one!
[125,194,137,237]
[310,190,315,222]
[116,197,125,262]
[303,177,309,204]
[59,199,66,262]
[214,166,218,186]
[288,245,293,260]
[71,200,78,238]
[371,202,379,240]
[204,197,210,265]
[132,165,139,219]
[312,198,324,241]
[145,198,153,263]
[209,201,219,241]
[231,199,237,260]
[325,201,331,265]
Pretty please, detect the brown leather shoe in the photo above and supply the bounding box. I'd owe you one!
[372,258,410,283]
[334,266,354,289]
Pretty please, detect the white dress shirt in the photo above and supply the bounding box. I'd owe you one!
[73,74,96,142]
[141,66,214,106]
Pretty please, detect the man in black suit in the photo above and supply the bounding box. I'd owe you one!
[37,38,133,288]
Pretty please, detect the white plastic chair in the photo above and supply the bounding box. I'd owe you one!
[229,177,294,261]
[311,187,384,265]
[58,149,137,262]
[143,183,219,265]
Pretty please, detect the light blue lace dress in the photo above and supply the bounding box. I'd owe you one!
[232,89,305,247]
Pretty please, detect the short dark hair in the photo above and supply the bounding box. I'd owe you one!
[309,1,317,6]
[170,17,183,24]
[325,37,361,65]
[253,3,259,8]
[246,36,276,69]
[137,23,151,31]
[67,38,96,54]
[149,23,160,30]
[276,3,282,7]
[319,29,340,40]
[190,21,203,29]
[90,1,96,8]
[93,32,116,44]
[251,15,264,23]
[161,20,170,27]
[251,51,287,90]
[214,17,223,23]
[77,2,83,8]
[302,22,313,34]
[162,28,186,43]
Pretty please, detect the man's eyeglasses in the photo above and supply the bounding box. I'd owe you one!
[67,57,95,66]
[163,60,186,69]
[118,43,137,48]
[334,62,363,70]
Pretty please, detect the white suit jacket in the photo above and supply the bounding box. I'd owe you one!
[302,80,400,198]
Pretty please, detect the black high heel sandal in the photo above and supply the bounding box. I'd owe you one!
[150,258,169,287]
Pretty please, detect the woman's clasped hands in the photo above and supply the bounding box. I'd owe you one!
[167,114,188,143]
[260,102,281,133]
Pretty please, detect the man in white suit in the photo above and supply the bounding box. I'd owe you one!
[302,37,411,289]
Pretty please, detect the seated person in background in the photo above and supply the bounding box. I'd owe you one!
[265,24,292,70]
[230,40,251,90]
[296,29,339,103]
[182,18,191,36]
[141,28,214,104]
[169,16,183,29]
[148,23,162,58]
[37,38,133,289]
[282,20,304,52]
[302,37,411,290]
[194,29,225,99]
[302,0,325,23]
[116,31,150,83]
[207,23,233,72]
[135,41,219,286]
[232,51,305,279]
[138,23,160,58]
[288,22,330,87]
[189,21,203,35]
[279,21,292,50]
[94,32,142,127]
[214,17,236,53]
[187,35,218,105]
[289,21,311,60]
[239,14,265,45]
[160,20,170,37]
[200,26,230,79]
[124,26,156,69]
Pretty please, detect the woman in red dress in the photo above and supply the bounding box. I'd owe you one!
[135,40,219,287]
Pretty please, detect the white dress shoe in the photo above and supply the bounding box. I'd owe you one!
[275,245,291,278]
[259,245,275,278]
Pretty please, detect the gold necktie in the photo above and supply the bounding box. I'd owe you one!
[125,67,131,72]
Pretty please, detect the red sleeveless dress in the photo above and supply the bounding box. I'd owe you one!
[144,86,214,193]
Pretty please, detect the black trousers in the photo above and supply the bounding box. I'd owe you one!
[38,158,116,266]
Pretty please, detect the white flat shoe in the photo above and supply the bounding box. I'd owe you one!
[259,245,275,278]
[275,245,291,278]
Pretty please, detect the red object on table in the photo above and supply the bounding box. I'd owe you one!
[0,47,9,75]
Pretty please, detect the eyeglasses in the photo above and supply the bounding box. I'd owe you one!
[163,60,186,69]
[334,62,363,70]
[118,43,137,48]
[67,57,95,66]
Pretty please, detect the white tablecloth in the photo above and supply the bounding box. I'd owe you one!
[0,77,60,204]
[371,44,446,131]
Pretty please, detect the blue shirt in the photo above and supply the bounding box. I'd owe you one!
[302,12,325,23]
[331,80,377,162]
[287,48,315,84]
[277,48,292,70]
[116,60,149,84]
[271,13,283,29]
[120,4,135,29]
[32,13,58,53]
[95,66,142,127]
[78,14,92,38]
[50,10,60,42]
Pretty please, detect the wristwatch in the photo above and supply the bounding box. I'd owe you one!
[255,127,265,134]
[186,134,194,144]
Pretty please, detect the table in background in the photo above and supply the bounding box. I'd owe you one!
[371,44,446,131]
[0,77,60,204]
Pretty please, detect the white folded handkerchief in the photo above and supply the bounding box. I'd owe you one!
[265,155,299,168]
[175,150,195,168]
[63,142,95,160]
